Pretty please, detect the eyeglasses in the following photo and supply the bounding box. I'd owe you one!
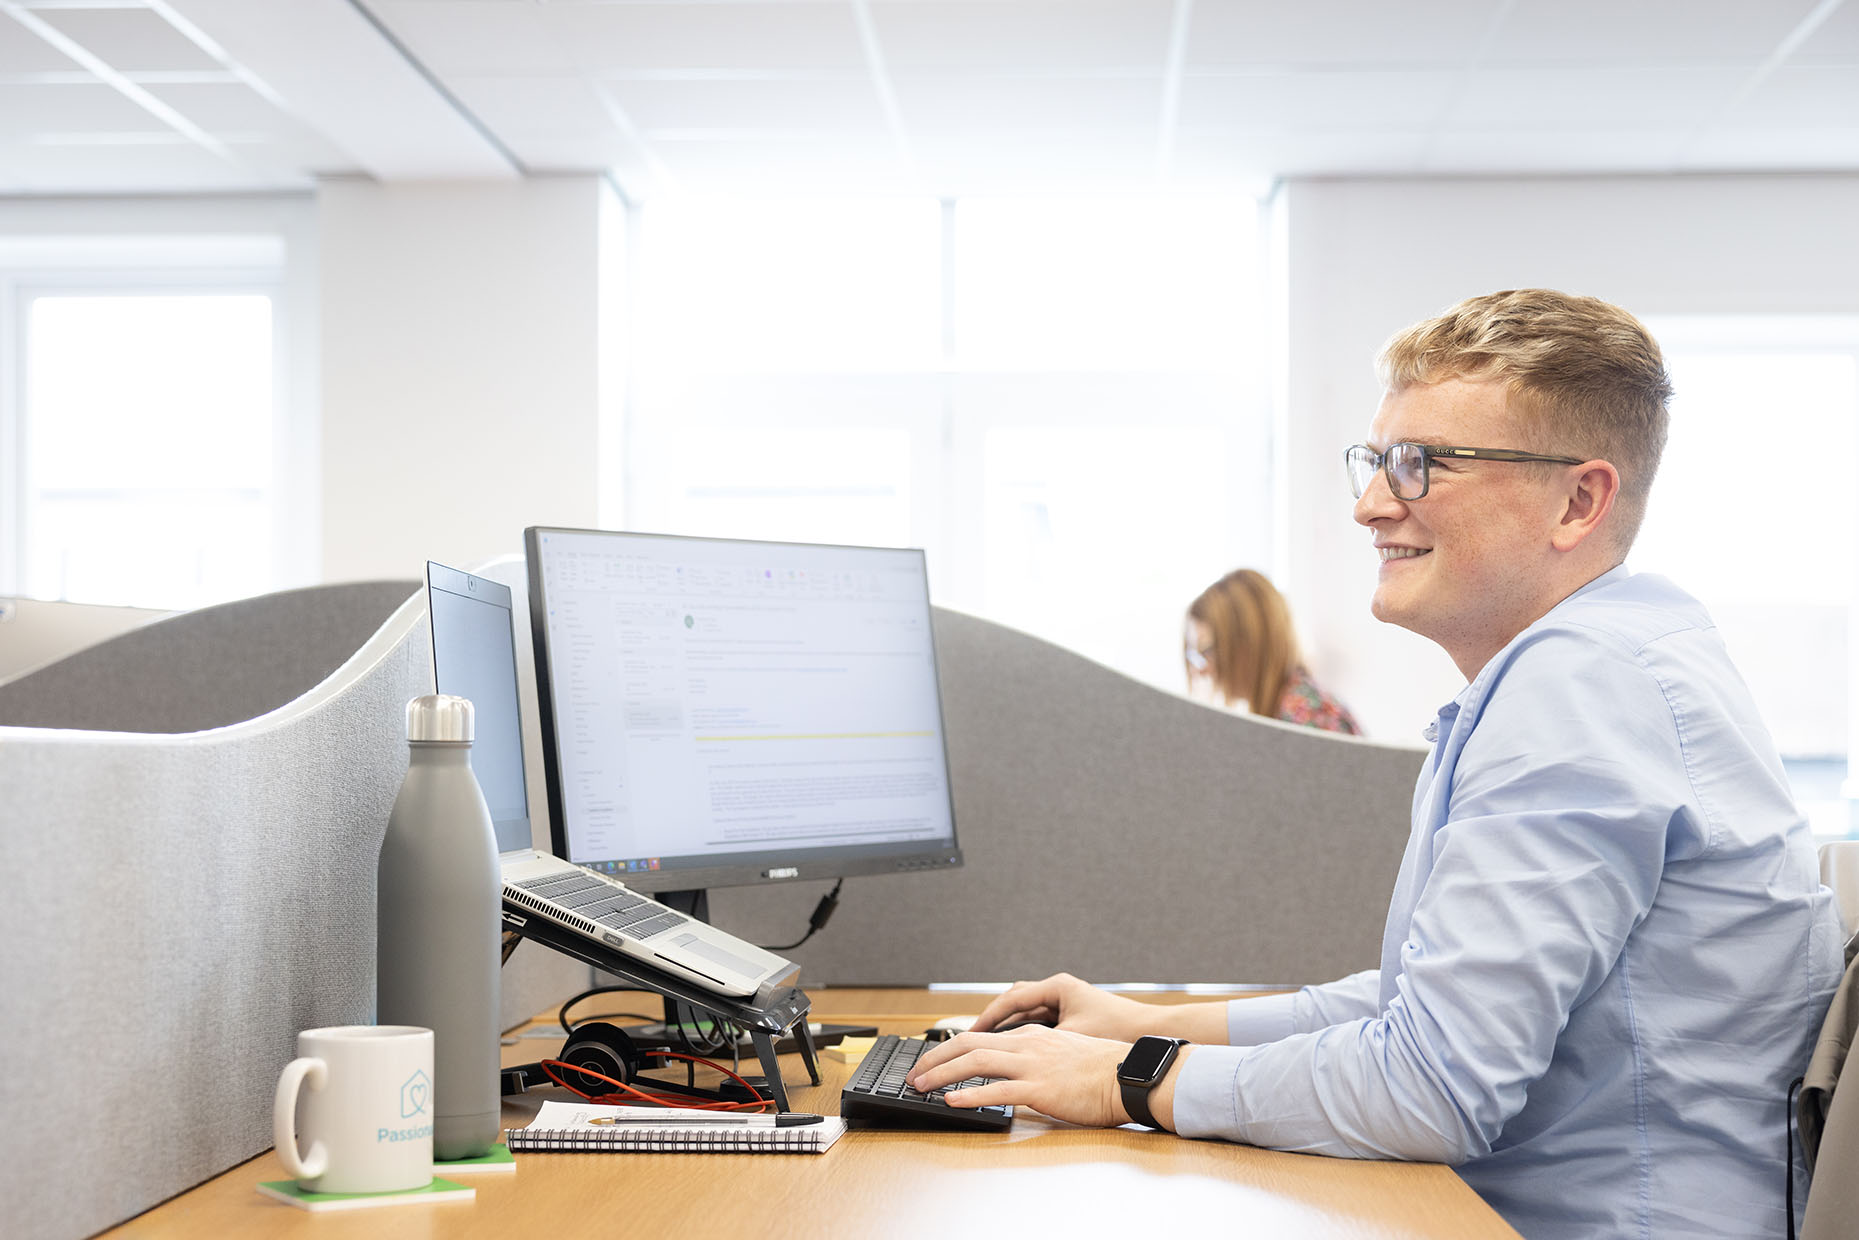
[1184,642,1214,672]
[1344,442,1585,501]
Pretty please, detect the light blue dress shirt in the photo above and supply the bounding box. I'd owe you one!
[1171,568,1845,1239]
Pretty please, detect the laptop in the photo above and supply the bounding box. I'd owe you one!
[424,561,798,1001]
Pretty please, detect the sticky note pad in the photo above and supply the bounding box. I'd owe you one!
[824,1036,878,1064]
[257,1176,475,1211]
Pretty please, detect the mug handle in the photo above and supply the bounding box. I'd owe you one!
[273,1057,329,1181]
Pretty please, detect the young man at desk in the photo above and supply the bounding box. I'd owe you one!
[909,289,1845,1239]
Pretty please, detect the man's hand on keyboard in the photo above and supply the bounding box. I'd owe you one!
[970,973,1153,1040]
[906,1025,1173,1129]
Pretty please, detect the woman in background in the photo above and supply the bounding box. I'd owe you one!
[1185,568,1360,735]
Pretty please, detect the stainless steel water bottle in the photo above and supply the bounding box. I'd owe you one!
[377,693,501,1161]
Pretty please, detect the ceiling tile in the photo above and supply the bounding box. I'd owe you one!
[1791,0,1859,61]
[223,130,357,174]
[605,77,889,135]
[33,6,222,73]
[370,0,570,76]
[141,80,302,135]
[868,1,1173,70]
[890,72,1161,132]
[539,2,868,73]
[1186,0,1498,68]
[1446,65,1752,128]
[1176,69,1459,131]
[447,74,613,136]
[0,14,84,72]
[1,137,268,193]
[1488,0,1817,64]
[0,80,169,137]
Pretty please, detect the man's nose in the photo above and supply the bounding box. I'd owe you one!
[1353,465,1405,526]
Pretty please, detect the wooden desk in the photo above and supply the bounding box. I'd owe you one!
[108,990,1520,1239]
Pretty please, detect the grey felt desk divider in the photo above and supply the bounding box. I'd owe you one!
[0,576,586,1240]
[0,574,1425,1240]
[0,580,420,733]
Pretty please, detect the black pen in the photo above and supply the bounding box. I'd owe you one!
[588,1112,825,1127]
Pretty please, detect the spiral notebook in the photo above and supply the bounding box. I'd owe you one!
[506,1102,845,1154]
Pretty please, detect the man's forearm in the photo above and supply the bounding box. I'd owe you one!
[1131,999,1231,1045]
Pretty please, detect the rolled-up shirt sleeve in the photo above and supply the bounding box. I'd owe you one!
[1224,970,1381,1046]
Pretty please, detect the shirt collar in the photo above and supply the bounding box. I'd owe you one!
[1426,564,1633,740]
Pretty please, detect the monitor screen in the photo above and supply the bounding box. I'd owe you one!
[426,561,534,855]
[524,526,962,895]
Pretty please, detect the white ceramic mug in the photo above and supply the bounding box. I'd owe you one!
[273,1025,435,1194]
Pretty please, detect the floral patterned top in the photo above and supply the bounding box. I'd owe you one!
[1274,666,1361,735]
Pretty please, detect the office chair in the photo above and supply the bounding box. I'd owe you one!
[1800,841,1859,1240]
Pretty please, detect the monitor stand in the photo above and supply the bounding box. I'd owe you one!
[621,889,876,1059]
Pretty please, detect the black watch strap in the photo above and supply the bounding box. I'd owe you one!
[1118,1036,1188,1130]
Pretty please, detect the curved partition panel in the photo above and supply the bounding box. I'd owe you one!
[0,595,172,686]
[0,572,600,1240]
[0,587,433,1240]
[713,607,1427,987]
[0,580,421,733]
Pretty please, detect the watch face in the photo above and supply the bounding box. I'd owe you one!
[1118,1037,1182,1084]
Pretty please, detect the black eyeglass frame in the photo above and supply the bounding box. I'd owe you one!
[1345,442,1587,501]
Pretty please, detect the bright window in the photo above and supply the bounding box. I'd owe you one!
[1638,316,1859,835]
[622,195,1267,694]
[954,196,1256,371]
[17,290,278,609]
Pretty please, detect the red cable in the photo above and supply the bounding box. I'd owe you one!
[539,1052,771,1112]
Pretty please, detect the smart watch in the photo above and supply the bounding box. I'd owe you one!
[1117,1036,1189,1130]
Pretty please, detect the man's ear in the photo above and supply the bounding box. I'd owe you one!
[1551,461,1620,552]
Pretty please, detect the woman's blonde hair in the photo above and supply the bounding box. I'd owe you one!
[1186,568,1298,717]
[1377,288,1673,548]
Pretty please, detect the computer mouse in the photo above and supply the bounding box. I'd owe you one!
[924,1016,975,1041]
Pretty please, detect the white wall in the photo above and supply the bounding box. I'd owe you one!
[1275,174,1859,740]
[318,177,608,582]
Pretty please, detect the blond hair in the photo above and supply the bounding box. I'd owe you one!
[1187,569,1298,717]
[1377,289,1673,548]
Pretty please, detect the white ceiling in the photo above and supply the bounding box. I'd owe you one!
[1,0,1855,199]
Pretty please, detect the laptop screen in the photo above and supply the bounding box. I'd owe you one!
[427,562,533,855]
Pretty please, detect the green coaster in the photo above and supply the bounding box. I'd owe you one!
[436,1143,517,1174]
[256,1176,475,1211]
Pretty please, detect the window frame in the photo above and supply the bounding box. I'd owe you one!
[2,262,291,605]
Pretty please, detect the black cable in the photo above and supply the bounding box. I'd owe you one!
[762,878,844,952]
[558,984,660,1034]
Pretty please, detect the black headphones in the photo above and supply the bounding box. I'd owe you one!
[501,1021,652,1097]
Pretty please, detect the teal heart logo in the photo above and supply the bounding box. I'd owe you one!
[400,1069,431,1118]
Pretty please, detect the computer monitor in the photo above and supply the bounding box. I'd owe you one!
[523,526,962,917]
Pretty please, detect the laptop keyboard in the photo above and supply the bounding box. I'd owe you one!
[510,870,690,942]
[840,1034,1013,1131]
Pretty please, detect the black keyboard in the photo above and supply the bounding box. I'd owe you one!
[840,1034,1013,1131]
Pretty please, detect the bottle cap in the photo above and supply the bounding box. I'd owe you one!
[406,694,473,743]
